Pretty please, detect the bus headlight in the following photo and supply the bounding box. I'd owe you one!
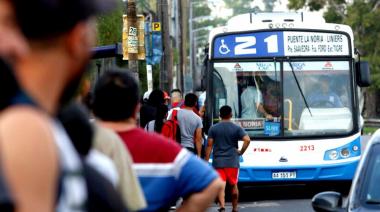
[324,138,361,161]
[329,150,338,160]
[352,145,359,152]
[340,148,350,158]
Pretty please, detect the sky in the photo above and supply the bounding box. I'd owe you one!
[208,0,323,18]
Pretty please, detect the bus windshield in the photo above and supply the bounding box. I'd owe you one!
[211,60,353,138]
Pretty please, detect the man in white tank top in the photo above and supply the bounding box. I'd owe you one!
[0,0,115,211]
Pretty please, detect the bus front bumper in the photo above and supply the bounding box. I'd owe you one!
[238,160,359,182]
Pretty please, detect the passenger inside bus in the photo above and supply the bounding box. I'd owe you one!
[307,76,343,108]
[240,78,273,120]
[263,81,280,117]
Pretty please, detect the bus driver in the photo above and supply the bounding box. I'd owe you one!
[307,76,343,108]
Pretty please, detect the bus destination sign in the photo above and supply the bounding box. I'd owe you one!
[213,31,350,59]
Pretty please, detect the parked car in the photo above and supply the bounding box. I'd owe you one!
[312,129,380,212]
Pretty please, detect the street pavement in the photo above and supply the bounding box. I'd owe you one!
[207,183,349,212]
[208,199,312,212]
[205,135,373,212]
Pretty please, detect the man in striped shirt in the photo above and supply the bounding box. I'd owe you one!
[93,70,223,211]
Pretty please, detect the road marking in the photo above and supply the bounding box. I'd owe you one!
[240,202,280,208]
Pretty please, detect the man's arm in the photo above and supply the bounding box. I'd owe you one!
[0,107,59,212]
[238,135,251,155]
[257,103,273,120]
[333,93,344,107]
[194,128,203,157]
[177,178,223,212]
[204,137,214,161]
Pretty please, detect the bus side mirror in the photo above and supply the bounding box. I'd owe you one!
[356,61,371,87]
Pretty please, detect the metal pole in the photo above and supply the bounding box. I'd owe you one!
[157,0,173,92]
[127,0,139,80]
[146,64,153,91]
[189,1,193,92]
[162,0,173,92]
[178,0,185,92]
[174,0,181,90]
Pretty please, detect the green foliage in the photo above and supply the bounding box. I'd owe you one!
[287,0,380,89]
[224,0,255,15]
[191,3,227,53]
[223,0,278,14]
[288,0,345,12]
[287,0,307,10]
[194,3,212,17]
[363,126,378,135]
[138,61,148,93]
[173,48,179,66]
[323,5,344,23]
[96,0,123,45]
[264,0,278,12]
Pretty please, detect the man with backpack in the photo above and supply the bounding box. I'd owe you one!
[205,105,251,212]
[161,105,182,143]
[177,93,203,157]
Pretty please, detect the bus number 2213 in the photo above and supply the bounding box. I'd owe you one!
[300,145,315,152]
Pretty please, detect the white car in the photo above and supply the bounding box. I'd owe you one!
[312,129,380,211]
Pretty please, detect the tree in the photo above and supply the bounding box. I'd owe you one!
[96,0,124,45]
[264,0,278,12]
[288,0,380,118]
[224,0,255,15]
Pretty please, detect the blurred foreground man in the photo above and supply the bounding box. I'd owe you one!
[93,70,223,212]
[0,0,115,211]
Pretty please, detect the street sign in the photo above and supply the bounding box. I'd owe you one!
[152,22,161,32]
[145,21,163,65]
[122,15,146,60]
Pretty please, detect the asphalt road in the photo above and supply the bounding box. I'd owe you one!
[207,183,351,212]
[206,135,373,212]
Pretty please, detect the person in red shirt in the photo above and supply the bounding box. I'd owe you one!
[92,70,223,212]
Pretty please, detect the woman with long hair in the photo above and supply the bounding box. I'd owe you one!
[145,104,168,133]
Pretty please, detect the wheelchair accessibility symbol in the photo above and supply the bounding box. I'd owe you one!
[219,39,230,55]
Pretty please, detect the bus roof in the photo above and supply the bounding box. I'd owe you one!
[227,12,326,26]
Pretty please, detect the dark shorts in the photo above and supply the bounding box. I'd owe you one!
[185,147,195,154]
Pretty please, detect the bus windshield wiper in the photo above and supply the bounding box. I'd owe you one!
[366,199,380,204]
[286,58,312,116]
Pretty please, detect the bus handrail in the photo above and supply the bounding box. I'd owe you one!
[285,98,293,131]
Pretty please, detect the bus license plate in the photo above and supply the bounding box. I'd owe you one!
[272,171,296,179]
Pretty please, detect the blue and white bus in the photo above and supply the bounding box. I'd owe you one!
[205,12,370,183]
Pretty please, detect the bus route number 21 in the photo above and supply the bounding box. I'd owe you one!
[234,35,279,55]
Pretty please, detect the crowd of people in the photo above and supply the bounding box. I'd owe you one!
[0,0,252,211]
